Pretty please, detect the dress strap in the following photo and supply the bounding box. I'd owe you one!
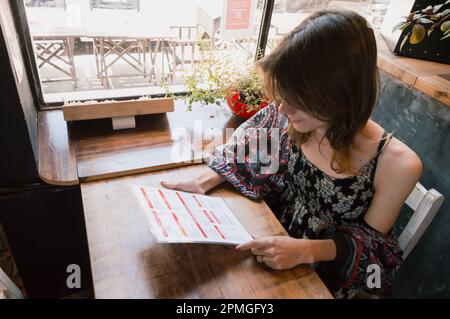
[370,130,394,182]
[376,130,393,156]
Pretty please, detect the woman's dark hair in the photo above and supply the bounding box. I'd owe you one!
[259,9,379,175]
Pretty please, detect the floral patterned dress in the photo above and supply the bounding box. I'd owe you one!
[208,103,403,298]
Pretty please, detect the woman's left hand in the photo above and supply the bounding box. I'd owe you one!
[235,236,316,270]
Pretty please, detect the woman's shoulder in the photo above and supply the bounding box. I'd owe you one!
[366,120,422,180]
[375,133,423,189]
[381,135,422,171]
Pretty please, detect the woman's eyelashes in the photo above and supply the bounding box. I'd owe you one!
[282,106,305,121]
[288,117,304,123]
[279,102,295,115]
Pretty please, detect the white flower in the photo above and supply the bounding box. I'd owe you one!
[308,216,327,235]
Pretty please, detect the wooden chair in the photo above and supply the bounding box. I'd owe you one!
[169,26,198,40]
[398,183,444,259]
[0,266,23,299]
[34,37,78,87]
[92,37,148,88]
[163,35,212,85]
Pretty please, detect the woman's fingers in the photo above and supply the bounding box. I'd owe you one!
[250,247,275,258]
[161,180,202,194]
[161,181,191,192]
[161,181,176,189]
[235,241,257,251]
[235,238,270,251]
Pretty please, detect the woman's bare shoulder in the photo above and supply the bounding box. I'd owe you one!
[375,135,423,188]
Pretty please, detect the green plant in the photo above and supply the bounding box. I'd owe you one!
[164,42,267,113]
[393,1,450,52]
[232,70,267,112]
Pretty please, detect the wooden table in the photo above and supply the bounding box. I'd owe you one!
[80,164,333,299]
[30,23,179,87]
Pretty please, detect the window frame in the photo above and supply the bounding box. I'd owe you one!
[9,0,274,111]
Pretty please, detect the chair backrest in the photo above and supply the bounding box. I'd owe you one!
[398,183,444,259]
[170,26,198,40]
[0,266,23,299]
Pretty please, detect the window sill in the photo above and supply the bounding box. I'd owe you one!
[38,100,244,185]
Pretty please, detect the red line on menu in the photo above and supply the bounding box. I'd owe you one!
[176,192,208,238]
[193,195,215,224]
[202,210,214,223]
[214,225,226,239]
[140,187,154,208]
[209,210,221,224]
[192,195,203,207]
[171,212,188,237]
[140,187,168,237]
[158,189,172,210]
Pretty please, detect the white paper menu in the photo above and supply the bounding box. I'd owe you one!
[132,185,253,245]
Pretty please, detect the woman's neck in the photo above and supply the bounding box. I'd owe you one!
[309,121,379,150]
[310,127,329,146]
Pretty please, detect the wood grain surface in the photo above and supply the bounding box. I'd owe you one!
[73,101,244,182]
[63,98,174,121]
[37,110,78,185]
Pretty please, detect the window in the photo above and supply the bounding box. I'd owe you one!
[13,0,374,109]
[90,0,140,11]
[264,0,385,55]
[16,0,273,107]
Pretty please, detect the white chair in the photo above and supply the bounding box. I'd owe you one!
[0,266,23,299]
[398,183,444,259]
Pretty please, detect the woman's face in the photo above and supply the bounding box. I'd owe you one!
[278,101,328,133]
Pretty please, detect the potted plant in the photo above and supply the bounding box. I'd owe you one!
[393,0,450,64]
[166,43,270,119]
[224,69,270,119]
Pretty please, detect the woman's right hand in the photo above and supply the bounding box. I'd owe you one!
[160,179,206,194]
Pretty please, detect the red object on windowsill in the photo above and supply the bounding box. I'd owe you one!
[225,90,269,120]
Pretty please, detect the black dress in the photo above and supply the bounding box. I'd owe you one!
[208,103,403,298]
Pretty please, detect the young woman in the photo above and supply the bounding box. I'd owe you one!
[162,9,422,298]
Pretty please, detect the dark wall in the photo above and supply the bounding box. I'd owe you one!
[373,71,449,298]
[1,8,93,298]
[0,185,93,298]
[0,22,39,186]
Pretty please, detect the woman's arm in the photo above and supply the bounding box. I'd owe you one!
[364,144,423,233]
[208,103,290,200]
[161,104,289,196]
[161,167,225,194]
